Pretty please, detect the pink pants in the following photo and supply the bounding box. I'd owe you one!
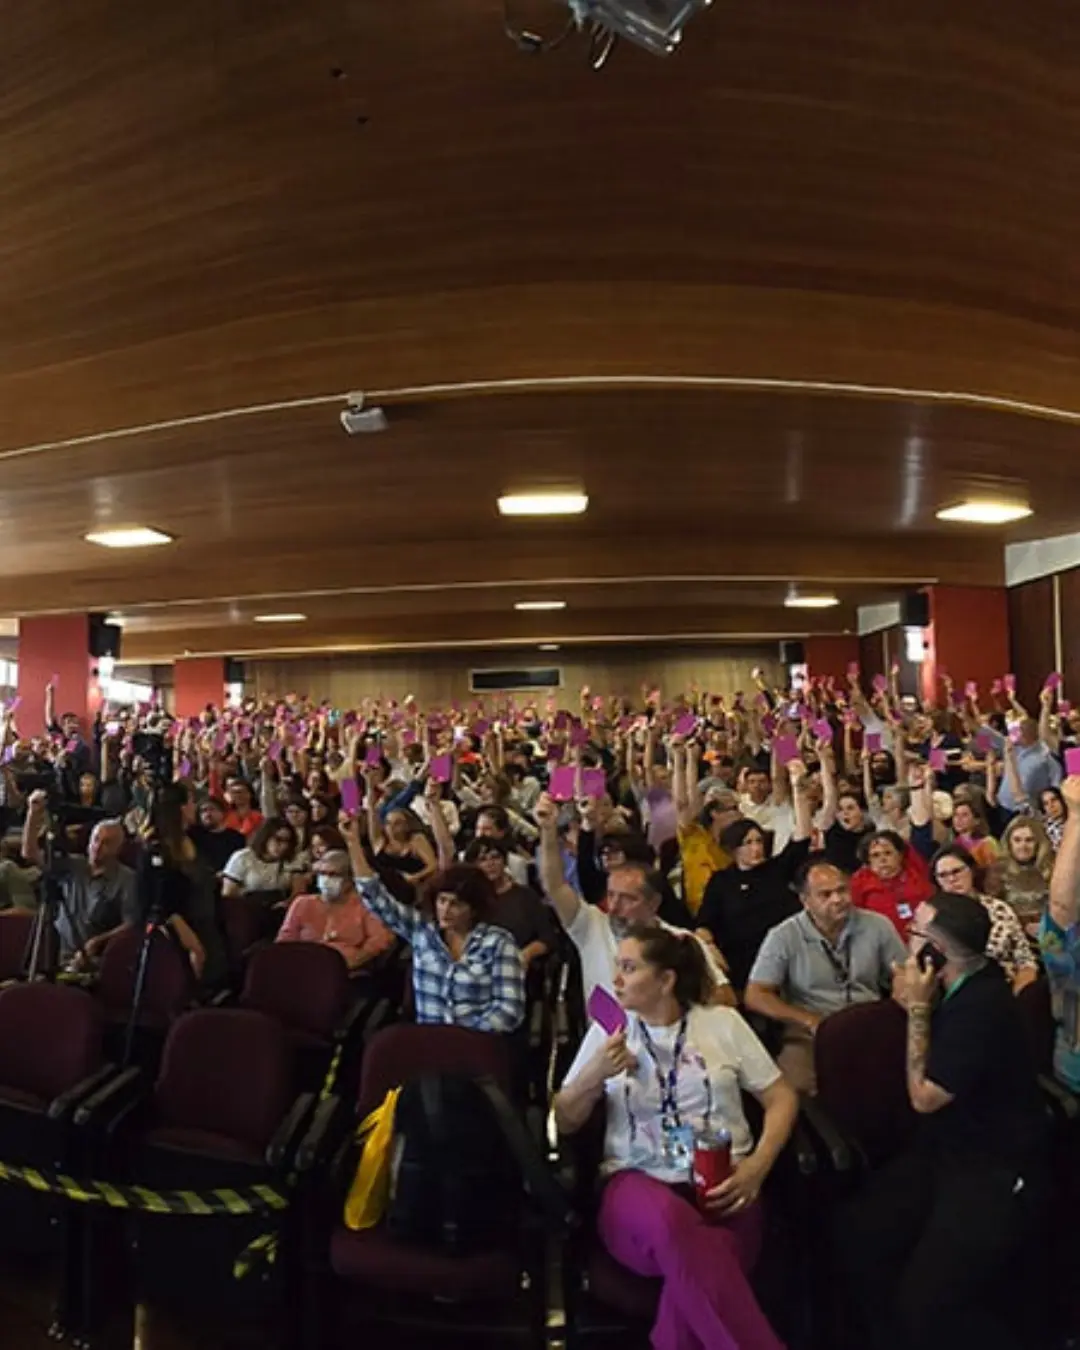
[597,1170,786,1350]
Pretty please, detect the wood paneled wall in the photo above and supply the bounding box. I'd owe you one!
[1008,577,1056,710]
[246,645,785,709]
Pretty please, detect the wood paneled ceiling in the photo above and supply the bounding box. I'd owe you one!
[3,0,1079,662]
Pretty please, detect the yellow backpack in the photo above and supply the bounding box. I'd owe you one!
[343,1087,401,1231]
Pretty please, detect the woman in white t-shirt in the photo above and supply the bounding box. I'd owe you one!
[556,925,797,1350]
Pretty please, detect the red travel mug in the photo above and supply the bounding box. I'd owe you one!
[692,1127,732,1214]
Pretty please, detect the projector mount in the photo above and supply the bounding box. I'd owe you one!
[504,0,712,70]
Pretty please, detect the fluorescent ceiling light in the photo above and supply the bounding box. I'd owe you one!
[784,594,840,610]
[498,492,588,517]
[253,613,308,623]
[538,643,561,651]
[935,500,1033,525]
[515,600,567,612]
[85,527,174,549]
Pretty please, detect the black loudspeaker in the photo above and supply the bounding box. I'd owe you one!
[88,613,122,661]
[224,658,245,685]
[780,640,806,666]
[900,591,930,628]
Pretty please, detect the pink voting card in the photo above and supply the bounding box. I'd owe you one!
[846,662,860,680]
[364,745,383,767]
[1065,747,1080,777]
[569,724,590,748]
[1003,674,1017,694]
[549,765,577,802]
[872,674,888,693]
[812,719,834,745]
[429,755,453,784]
[964,681,979,698]
[1046,672,1063,691]
[339,778,360,815]
[673,713,699,738]
[864,732,883,753]
[587,986,627,1037]
[773,735,800,766]
[974,729,994,753]
[1059,700,1073,717]
[928,748,947,771]
[582,768,607,799]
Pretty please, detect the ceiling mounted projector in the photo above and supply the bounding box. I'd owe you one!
[569,0,712,56]
[340,394,388,435]
[506,0,712,66]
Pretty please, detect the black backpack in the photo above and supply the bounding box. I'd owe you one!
[385,1073,573,1254]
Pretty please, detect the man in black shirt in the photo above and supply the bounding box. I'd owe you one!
[189,797,245,875]
[836,891,1047,1350]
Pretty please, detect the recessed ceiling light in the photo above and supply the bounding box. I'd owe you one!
[253,613,308,623]
[935,500,1033,525]
[538,643,561,651]
[514,600,567,612]
[498,492,589,517]
[784,594,840,610]
[85,527,174,549]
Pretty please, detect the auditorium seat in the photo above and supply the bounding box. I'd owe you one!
[75,1008,314,1337]
[94,924,196,1070]
[299,1023,548,1349]
[0,983,114,1338]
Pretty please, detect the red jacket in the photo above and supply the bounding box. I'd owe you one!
[850,848,934,938]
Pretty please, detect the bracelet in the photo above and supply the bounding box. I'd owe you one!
[907,1003,932,1015]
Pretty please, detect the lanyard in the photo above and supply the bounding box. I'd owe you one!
[818,935,853,1002]
[638,1015,689,1133]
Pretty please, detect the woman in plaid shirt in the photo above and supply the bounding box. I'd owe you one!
[342,816,526,1033]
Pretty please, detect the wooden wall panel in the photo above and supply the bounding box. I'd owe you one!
[247,645,785,710]
[1007,578,1055,711]
[1057,569,1080,699]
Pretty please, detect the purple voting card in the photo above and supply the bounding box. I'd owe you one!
[762,713,777,736]
[339,778,360,815]
[587,985,627,1036]
[1046,672,1063,691]
[178,758,192,780]
[865,732,883,753]
[582,768,607,799]
[928,748,947,771]
[975,729,994,753]
[1066,748,1080,777]
[812,719,834,745]
[774,735,800,766]
[846,662,860,680]
[547,742,565,764]
[1003,674,1017,694]
[872,674,888,693]
[569,724,590,748]
[364,744,383,767]
[964,681,979,699]
[674,713,699,738]
[1059,700,1073,717]
[549,765,577,802]
[429,754,453,784]
[553,711,570,732]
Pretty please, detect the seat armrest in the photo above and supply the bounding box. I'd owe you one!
[333,993,373,1044]
[73,1066,146,1130]
[295,1093,352,1172]
[361,997,393,1044]
[266,1092,316,1168]
[208,988,233,1008]
[1038,1072,1080,1121]
[48,1063,123,1121]
[798,1096,855,1172]
[788,1114,819,1177]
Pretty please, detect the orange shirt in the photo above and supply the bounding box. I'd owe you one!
[223,808,264,840]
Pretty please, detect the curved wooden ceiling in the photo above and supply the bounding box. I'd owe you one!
[2,0,1077,659]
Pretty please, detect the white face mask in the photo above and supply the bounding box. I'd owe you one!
[317,874,346,902]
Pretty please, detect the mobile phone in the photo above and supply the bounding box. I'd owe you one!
[917,942,948,974]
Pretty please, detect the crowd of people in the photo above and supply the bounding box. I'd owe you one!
[2,663,1076,1349]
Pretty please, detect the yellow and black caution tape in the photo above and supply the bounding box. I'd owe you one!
[318,1043,344,1103]
[0,1160,290,1217]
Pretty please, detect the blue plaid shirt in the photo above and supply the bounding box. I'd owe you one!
[357,876,526,1034]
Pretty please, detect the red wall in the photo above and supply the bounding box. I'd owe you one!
[921,585,1010,705]
[174,657,225,720]
[18,614,96,735]
[804,635,860,685]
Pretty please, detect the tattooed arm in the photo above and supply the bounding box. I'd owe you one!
[895,955,955,1114]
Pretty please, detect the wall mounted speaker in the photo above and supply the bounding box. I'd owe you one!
[88,613,122,661]
[900,591,930,628]
[780,640,806,666]
[224,658,245,685]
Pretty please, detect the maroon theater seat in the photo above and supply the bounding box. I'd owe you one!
[0,908,35,982]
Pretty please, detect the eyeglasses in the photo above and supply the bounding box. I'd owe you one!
[273,834,293,846]
[935,865,969,882]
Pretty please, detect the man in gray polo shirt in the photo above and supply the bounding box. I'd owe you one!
[745,856,907,1093]
[22,791,138,965]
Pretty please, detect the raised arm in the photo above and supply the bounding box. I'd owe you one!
[424,777,456,869]
[1039,686,1060,753]
[535,792,583,931]
[21,789,48,868]
[788,759,813,841]
[1049,777,1080,930]
[473,935,526,1034]
[363,766,386,852]
[816,740,838,832]
[340,815,421,943]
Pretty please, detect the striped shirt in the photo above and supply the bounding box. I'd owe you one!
[356,876,526,1034]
